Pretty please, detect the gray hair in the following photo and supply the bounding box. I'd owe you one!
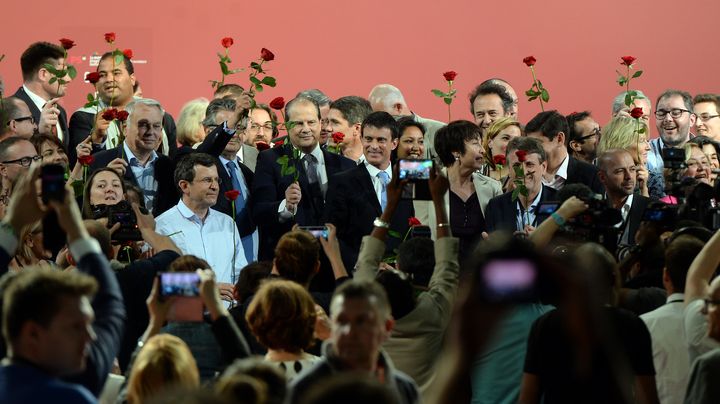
[368,84,406,111]
[295,89,332,107]
[202,98,236,127]
[611,90,651,115]
[126,98,165,126]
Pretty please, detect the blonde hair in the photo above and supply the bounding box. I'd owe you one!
[14,221,42,268]
[176,98,210,147]
[598,115,648,157]
[483,117,522,168]
[685,142,705,161]
[126,334,200,404]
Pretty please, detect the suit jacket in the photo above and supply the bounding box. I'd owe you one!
[622,194,651,246]
[485,185,558,233]
[566,156,604,195]
[215,158,256,237]
[324,164,414,270]
[13,86,69,150]
[251,143,355,260]
[90,146,178,217]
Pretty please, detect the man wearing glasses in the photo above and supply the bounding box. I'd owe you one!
[202,98,258,172]
[566,111,600,164]
[0,97,37,140]
[0,138,41,197]
[647,90,697,178]
[693,94,720,141]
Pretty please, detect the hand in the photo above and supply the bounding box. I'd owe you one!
[313,304,331,341]
[4,163,45,233]
[555,196,589,221]
[131,202,156,232]
[92,113,111,143]
[75,136,92,160]
[285,182,302,211]
[38,98,60,135]
[196,269,229,320]
[217,282,235,303]
[318,223,340,260]
[378,261,396,271]
[636,166,649,196]
[107,158,128,177]
[385,163,409,212]
[428,162,449,204]
[146,277,176,328]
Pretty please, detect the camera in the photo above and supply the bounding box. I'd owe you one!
[92,200,143,241]
[159,272,201,298]
[398,159,432,181]
[299,226,328,239]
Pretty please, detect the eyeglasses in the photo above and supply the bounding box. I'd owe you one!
[2,155,41,167]
[577,128,601,142]
[655,108,692,119]
[248,123,274,133]
[697,113,720,122]
[702,298,720,314]
[9,116,35,125]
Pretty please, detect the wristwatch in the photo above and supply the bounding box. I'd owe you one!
[373,218,390,229]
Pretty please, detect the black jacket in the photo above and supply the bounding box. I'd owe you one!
[621,194,651,246]
[485,185,558,233]
[567,156,604,195]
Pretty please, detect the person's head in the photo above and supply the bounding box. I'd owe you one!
[597,149,637,199]
[175,153,219,210]
[96,51,136,106]
[566,111,600,162]
[214,374,267,404]
[234,261,271,303]
[2,269,97,375]
[367,84,411,117]
[396,237,435,288]
[299,374,400,404]
[329,280,394,370]
[82,219,115,260]
[375,270,415,320]
[683,142,712,185]
[505,136,547,195]
[525,110,570,165]
[327,96,373,148]
[16,221,50,264]
[30,133,68,168]
[20,42,69,98]
[168,255,210,273]
[246,279,317,354]
[296,89,332,144]
[285,97,321,153]
[203,99,248,157]
[213,83,251,110]
[220,357,286,404]
[573,243,620,305]
[360,111,399,170]
[434,120,484,170]
[246,104,277,146]
[124,98,165,155]
[176,98,210,147]
[663,235,703,294]
[483,117,522,168]
[688,136,720,178]
[1,97,36,139]
[126,334,200,404]
[598,115,650,164]
[83,168,126,216]
[469,82,514,132]
[273,230,320,287]
[483,78,518,118]
[0,137,39,184]
[612,90,652,125]
[395,117,425,160]
[655,90,696,147]
[693,94,720,141]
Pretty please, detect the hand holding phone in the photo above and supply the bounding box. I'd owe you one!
[299,225,329,239]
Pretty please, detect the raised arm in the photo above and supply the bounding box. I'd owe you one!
[529,196,588,249]
[685,229,720,305]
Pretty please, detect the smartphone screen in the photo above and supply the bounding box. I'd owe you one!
[398,159,432,181]
[41,164,66,204]
[299,226,328,239]
[159,272,201,297]
[480,259,538,302]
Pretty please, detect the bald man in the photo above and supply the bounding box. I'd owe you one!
[368,84,445,159]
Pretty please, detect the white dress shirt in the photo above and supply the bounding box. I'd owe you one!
[156,199,247,284]
[278,144,327,219]
[364,161,393,207]
[640,293,689,404]
[23,84,64,141]
[543,154,569,190]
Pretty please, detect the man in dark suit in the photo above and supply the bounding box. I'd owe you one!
[325,111,413,270]
[486,137,558,233]
[597,148,650,246]
[251,96,355,262]
[90,98,178,217]
[14,42,71,150]
[526,110,604,195]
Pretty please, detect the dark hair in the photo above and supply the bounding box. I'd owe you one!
[657,89,694,111]
[360,111,399,140]
[565,111,592,147]
[556,183,594,203]
[82,168,127,218]
[220,358,286,404]
[0,137,33,162]
[98,51,135,75]
[20,42,65,81]
[397,116,426,137]
[331,280,391,319]
[82,219,114,260]
[3,269,97,345]
[133,80,140,93]
[285,96,321,122]
[329,96,373,126]
[693,93,720,113]
[397,237,434,287]
[299,374,399,404]
[505,136,547,163]
[468,82,514,115]
[688,135,720,156]
[274,231,320,286]
[174,153,217,193]
[250,103,279,137]
[664,235,704,292]
[214,83,245,98]
[168,255,211,273]
[434,120,482,166]
[375,271,415,320]
[525,110,570,143]
[29,133,65,155]
[234,261,271,303]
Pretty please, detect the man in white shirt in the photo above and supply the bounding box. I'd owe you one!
[641,235,704,404]
[156,153,246,301]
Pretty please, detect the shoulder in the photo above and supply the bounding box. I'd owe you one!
[289,358,333,396]
[489,191,512,205]
[155,205,180,223]
[570,157,598,174]
[541,185,558,199]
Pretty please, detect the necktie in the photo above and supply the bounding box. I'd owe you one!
[377,171,390,211]
[227,161,254,263]
[226,161,246,214]
[303,154,319,184]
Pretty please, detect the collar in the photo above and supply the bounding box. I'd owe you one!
[177,199,210,221]
[299,143,323,164]
[219,155,237,169]
[667,292,685,304]
[521,185,544,211]
[365,161,392,179]
[622,193,634,212]
[236,146,244,164]
[123,141,158,166]
[357,154,367,165]
[556,154,570,180]
[22,84,48,109]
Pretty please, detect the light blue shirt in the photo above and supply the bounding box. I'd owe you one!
[218,155,259,262]
[156,199,247,284]
[515,186,543,230]
[123,142,158,212]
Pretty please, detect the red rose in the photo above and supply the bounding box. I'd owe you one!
[443,71,458,82]
[620,56,636,66]
[116,110,129,122]
[629,107,644,119]
[59,38,75,50]
[408,217,422,227]
[255,141,270,151]
[515,150,528,162]
[260,48,275,62]
[78,155,95,166]
[122,49,133,59]
[493,154,506,166]
[104,32,116,44]
[224,190,241,201]
[269,97,285,110]
[221,37,234,48]
[523,56,536,67]
[86,72,101,84]
[275,139,285,146]
[331,132,345,143]
[101,108,117,121]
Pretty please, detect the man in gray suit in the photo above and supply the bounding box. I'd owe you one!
[368,84,445,160]
[203,98,258,172]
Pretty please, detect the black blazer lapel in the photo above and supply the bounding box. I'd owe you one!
[355,164,382,216]
[14,87,42,122]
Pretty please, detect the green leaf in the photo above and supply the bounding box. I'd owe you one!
[637,127,647,134]
[277,155,289,165]
[83,101,96,109]
[114,55,124,66]
[540,88,550,103]
[219,61,230,75]
[443,97,453,105]
[525,89,539,97]
[249,98,257,109]
[617,77,627,87]
[447,89,457,97]
[43,63,57,75]
[284,166,296,176]
[255,84,264,92]
[431,89,445,98]
[249,76,261,85]
[261,76,276,87]
[624,93,633,107]
[537,80,544,89]
[528,95,538,101]
[519,187,529,197]
[511,187,520,201]
[628,90,637,97]
[250,62,263,72]
[49,77,57,85]
[67,65,77,79]
[632,70,643,78]
[388,230,402,239]
[87,93,94,102]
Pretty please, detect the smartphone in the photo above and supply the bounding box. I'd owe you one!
[479,259,539,303]
[159,272,201,298]
[398,159,432,181]
[299,226,328,239]
[41,164,66,204]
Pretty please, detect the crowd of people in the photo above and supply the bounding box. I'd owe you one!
[0,40,719,404]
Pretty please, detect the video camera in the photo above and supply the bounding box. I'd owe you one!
[92,200,144,241]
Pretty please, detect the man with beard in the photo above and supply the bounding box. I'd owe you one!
[566,111,601,164]
[647,90,696,176]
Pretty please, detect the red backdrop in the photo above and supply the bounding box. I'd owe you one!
[2,0,719,137]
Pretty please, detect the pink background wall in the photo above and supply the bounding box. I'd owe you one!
[2,0,719,137]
